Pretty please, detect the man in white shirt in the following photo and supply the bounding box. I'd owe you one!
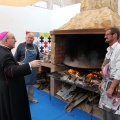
[99,26,120,120]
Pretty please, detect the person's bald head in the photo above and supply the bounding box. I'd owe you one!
[0,31,16,49]
[25,32,35,44]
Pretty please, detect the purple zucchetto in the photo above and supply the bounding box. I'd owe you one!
[0,31,8,40]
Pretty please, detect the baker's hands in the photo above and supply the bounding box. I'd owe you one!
[106,80,119,98]
[29,60,41,68]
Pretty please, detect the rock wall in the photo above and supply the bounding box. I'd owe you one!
[80,0,118,13]
[58,0,120,30]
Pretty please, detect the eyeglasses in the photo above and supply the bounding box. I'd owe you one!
[105,33,115,37]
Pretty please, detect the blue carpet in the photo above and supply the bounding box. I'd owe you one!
[30,87,101,120]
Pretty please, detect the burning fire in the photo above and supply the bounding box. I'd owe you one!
[86,71,102,85]
[68,69,79,78]
[86,71,102,79]
[67,69,102,82]
[86,73,97,79]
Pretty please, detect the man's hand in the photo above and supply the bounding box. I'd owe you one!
[106,80,120,98]
[29,60,41,68]
[17,62,22,65]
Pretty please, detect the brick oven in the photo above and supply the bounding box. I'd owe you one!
[49,0,120,94]
[48,29,106,118]
[50,29,107,68]
[47,0,120,119]
[50,29,106,95]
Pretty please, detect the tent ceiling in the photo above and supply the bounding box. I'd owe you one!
[0,0,41,7]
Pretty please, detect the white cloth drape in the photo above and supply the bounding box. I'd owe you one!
[0,0,41,7]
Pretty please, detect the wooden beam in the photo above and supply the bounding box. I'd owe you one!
[50,28,105,35]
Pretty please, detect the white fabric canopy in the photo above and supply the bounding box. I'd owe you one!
[0,0,41,7]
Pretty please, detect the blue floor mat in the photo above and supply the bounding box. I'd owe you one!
[30,87,101,120]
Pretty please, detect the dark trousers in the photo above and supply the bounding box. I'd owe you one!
[103,110,120,120]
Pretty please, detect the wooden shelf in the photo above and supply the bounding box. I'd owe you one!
[41,62,53,68]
